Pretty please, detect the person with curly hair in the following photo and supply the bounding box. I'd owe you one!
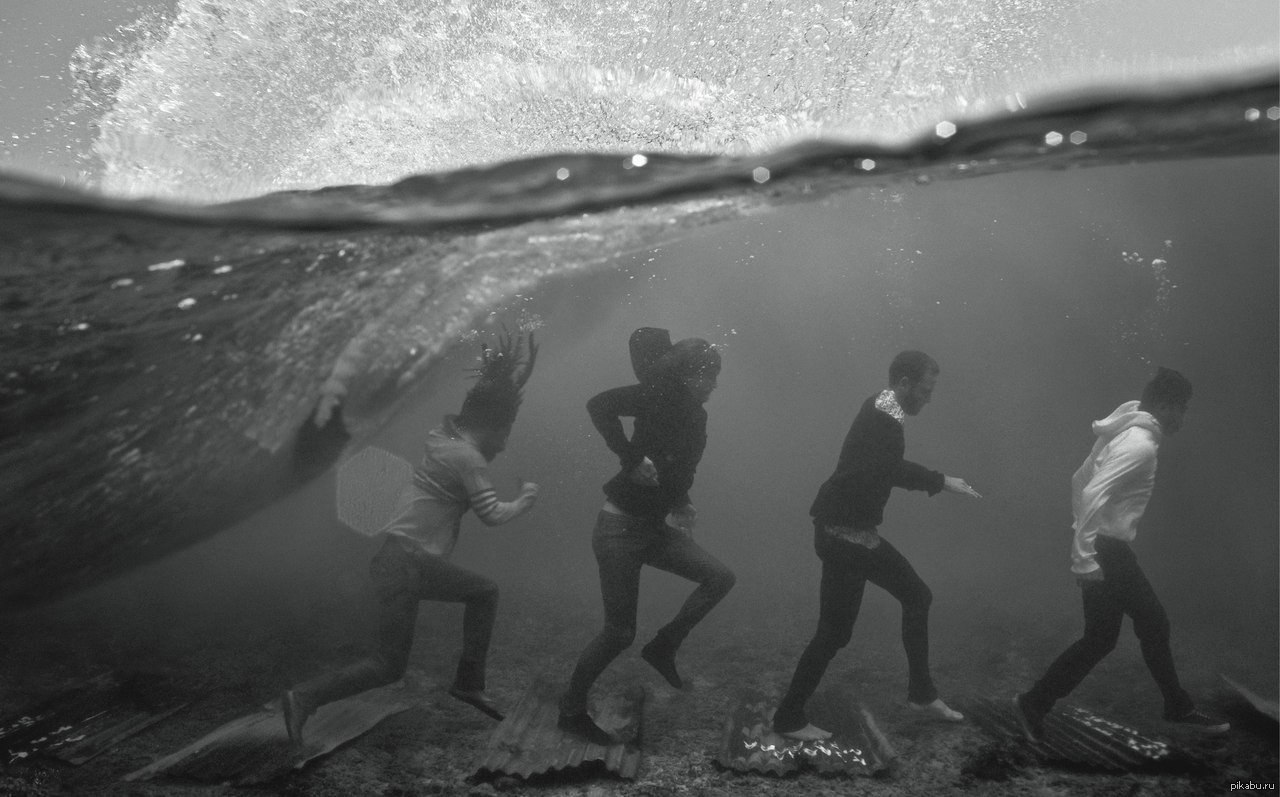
[282,331,540,745]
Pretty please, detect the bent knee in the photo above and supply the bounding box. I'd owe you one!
[468,579,500,604]
[600,623,637,650]
[371,652,410,684]
[904,584,932,614]
[709,566,736,595]
[814,623,853,653]
[1134,614,1171,644]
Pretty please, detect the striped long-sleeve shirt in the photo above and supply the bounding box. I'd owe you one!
[381,416,529,558]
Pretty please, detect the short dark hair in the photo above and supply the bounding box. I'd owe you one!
[457,331,538,431]
[1141,366,1192,408]
[889,350,939,385]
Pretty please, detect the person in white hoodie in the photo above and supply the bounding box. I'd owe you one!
[1013,367,1229,740]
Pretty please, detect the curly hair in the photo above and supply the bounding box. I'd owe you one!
[457,330,539,431]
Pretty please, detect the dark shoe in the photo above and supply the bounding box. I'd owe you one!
[640,641,683,689]
[1165,708,1230,733]
[1012,693,1046,742]
[281,690,312,746]
[448,686,505,721]
[557,710,615,746]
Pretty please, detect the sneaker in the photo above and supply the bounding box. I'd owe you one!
[909,697,964,722]
[1011,693,1046,742]
[779,723,832,741]
[1166,708,1230,734]
[448,686,505,721]
[281,690,312,746]
[557,710,615,746]
[640,641,683,689]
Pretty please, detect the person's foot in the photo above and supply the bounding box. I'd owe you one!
[779,723,832,741]
[1165,708,1230,734]
[909,697,964,722]
[1011,693,1046,742]
[281,690,312,746]
[448,686,505,721]
[557,710,615,746]
[640,641,683,689]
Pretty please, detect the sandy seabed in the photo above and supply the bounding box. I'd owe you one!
[0,582,1275,797]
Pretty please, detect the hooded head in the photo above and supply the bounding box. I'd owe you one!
[457,330,538,459]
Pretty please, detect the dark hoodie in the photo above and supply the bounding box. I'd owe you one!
[588,383,706,520]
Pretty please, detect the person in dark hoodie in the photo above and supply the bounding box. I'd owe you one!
[772,350,982,741]
[281,331,540,745]
[1013,367,1229,740]
[557,328,736,745]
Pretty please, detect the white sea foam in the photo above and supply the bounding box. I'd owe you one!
[76,0,1276,202]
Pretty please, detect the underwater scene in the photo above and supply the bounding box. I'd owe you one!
[1,0,1277,794]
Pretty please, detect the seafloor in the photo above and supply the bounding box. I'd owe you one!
[0,581,1275,797]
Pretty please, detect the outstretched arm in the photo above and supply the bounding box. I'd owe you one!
[942,476,982,498]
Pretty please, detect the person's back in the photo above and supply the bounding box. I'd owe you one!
[1014,367,1229,740]
[593,381,707,521]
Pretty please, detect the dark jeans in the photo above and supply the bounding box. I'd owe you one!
[774,523,936,732]
[291,534,498,709]
[1023,536,1193,718]
[560,509,736,715]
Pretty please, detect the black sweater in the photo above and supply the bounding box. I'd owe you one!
[588,384,707,520]
[809,393,945,528]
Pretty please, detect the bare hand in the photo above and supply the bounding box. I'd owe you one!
[519,481,540,508]
[629,457,659,486]
[667,505,697,534]
[943,476,982,498]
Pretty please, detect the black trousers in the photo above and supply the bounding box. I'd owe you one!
[291,534,498,709]
[774,523,936,733]
[1023,536,1193,718]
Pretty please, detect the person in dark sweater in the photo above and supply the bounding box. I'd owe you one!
[281,332,540,746]
[773,350,982,740]
[558,329,736,745]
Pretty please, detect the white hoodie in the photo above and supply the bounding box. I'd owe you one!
[1070,400,1164,575]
